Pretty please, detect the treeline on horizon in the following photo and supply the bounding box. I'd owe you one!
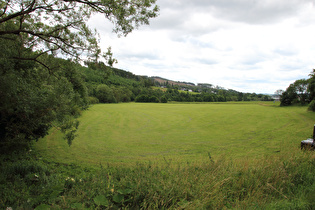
[83,61,273,104]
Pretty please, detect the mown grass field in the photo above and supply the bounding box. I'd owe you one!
[36,102,315,166]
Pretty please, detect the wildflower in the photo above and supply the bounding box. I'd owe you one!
[110,188,114,193]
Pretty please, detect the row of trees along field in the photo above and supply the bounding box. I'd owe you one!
[278,69,315,111]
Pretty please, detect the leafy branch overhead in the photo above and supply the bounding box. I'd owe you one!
[0,0,159,61]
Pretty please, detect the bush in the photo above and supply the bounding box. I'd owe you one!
[136,95,160,103]
[308,100,315,111]
[96,84,116,103]
[149,96,159,103]
[161,96,168,103]
[88,96,99,104]
[135,95,149,102]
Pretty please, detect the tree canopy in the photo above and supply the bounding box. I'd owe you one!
[0,0,159,63]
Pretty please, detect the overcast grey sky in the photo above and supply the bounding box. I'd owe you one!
[89,0,315,94]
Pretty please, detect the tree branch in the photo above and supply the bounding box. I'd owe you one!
[0,0,9,18]
[0,0,36,24]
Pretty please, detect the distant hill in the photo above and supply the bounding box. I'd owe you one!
[81,62,273,102]
[151,76,195,87]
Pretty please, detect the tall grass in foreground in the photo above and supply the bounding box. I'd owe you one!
[1,149,314,209]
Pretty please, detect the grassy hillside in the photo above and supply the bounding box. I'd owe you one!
[36,102,315,166]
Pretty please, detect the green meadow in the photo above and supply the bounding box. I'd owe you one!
[3,102,314,209]
[36,102,315,166]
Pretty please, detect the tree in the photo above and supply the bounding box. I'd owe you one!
[280,79,309,106]
[308,69,315,101]
[274,89,284,101]
[0,51,84,148]
[294,79,309,104]
[96,84,116,103]
[0,0,159,149]
[161,95,168,103]
[280,84,298,106]
[135,94,149,102]
[0,0,159,63]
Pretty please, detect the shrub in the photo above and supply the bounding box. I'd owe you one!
[161,95,168,103]
[135,95,149,102]
[96,84,116,103]
[136,95,160,103]
[149,96,159,103]
[88,96,99,104]
[308,99,315,111]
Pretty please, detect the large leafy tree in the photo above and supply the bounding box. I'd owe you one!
[0,0,159,149]
[280,78,310,106]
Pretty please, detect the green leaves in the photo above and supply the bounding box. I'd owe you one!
[34,204,51,210]
[93,195,109,207]
[0,43,87,147]
[0,0,159,62]
[0,0,159,149]
[112,193,124,203]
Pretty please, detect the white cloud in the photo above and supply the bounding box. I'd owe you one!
[88,0,315,94]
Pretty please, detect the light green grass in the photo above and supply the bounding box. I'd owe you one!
[35,102,315,166]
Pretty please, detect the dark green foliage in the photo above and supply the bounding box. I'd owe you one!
[149,96,160,103]
[280,86,297,106]
[308,69,315,101]
[88,96,100,104]
[135,95,149,102]
[281,78,310,107]
[112,87,133,103]
[96,84,117,103]
[0,0,160,150]
[135,95,159,103]
[0,37,88,149]
[161,95,168,103]
[308,100,315,111]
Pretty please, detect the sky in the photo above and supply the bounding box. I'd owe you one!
[88,0,315,94]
